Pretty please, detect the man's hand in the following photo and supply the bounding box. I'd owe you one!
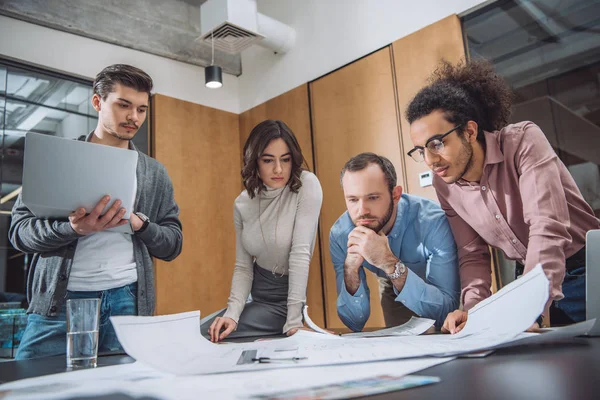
[209,317,237,342]
[69,195,128,236]
[526,322,541,332]
[347,226,396,272]
[129,212,143,232]
[345,249,364,270]
[442,311,542,334]
[343,249,364,295]
[441,310,468,334]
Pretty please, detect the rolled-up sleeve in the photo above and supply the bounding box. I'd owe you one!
[393,216,460,327]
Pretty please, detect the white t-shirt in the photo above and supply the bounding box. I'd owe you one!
[67,230,137,291]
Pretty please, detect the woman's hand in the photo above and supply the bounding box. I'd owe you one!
[286,327,313,336]
[209,317,237,342]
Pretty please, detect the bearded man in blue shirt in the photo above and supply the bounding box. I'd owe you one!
[329,152,460,331]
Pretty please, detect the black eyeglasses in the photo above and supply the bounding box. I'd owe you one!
[407,125,463,163]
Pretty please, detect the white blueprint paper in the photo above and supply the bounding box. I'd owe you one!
[342,316,435,338]
[454,264,548,338]
[0,357,454,400]
[104,264,559,375]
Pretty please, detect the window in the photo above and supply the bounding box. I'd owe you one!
[0,60,150,295]
[464,0,600,218]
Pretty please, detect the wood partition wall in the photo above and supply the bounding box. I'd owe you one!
[151,15,467,329]
[239,84,326,327]
[310,47,406,329]
[310,15,466,329]
[152,94,241,316]
[393,15,466,201]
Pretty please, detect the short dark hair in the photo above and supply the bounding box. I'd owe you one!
[340,152,397,193]
[93,64,153,100]
[242,120,308,198]
[406,59,513,142]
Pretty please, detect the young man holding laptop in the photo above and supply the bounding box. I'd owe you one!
[9,64,183,359]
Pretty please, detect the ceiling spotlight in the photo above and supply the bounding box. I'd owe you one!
[205,30,223,89]
[205,65,222,89]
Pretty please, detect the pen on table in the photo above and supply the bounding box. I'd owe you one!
[252,357,308,363]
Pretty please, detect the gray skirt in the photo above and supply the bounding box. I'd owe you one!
[201,263,288,338]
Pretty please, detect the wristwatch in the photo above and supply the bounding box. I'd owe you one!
[134,212,150,233]
[536,314,544,328]
[387,260,407,280]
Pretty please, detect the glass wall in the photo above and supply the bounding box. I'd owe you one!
[463,0,600,286]
[0,60,150,296]
[464,0,600,217]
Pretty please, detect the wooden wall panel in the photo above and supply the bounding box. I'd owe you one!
[238,84,326,327]
[152,94,241,316]
[310,47,405,330]
[393,15,467,201]
[239,85,314,170]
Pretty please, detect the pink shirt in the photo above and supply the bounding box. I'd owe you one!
[434,121,600,310]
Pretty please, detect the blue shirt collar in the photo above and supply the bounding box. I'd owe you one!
[388,194,409,240]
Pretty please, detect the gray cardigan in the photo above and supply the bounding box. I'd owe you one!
[8,138,183,317]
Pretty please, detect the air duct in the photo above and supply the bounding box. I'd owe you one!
[198,0,296,54]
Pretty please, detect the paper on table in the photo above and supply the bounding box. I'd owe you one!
[0,362,171,400]
[291,329,342,341]
[429,319,594,357]
[494,319,595,349]
[5,320,590,400]
[303,305,336,335]
[110,310,225,374]
[107,266,574,376]
[111,311,319,375]
[249,374,441,400]
[0,357,455,400]
[343,317,435,338]
[303,305,434,338]
[454,263,548,338]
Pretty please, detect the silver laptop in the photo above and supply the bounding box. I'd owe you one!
[586,229,600,336]
[22,132,138,234]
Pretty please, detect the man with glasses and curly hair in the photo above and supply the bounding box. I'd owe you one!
[406,60,600,333]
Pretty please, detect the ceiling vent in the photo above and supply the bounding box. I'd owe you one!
[198,0,295,54]
[202,22,263,54]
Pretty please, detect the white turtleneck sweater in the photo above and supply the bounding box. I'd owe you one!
[223,171,323,332]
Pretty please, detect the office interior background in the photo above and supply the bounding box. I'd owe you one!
[0,0,598,329]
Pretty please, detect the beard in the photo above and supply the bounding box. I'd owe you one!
[353,195,395,233]
[452,139,474,183]
[103,120,137,141]
[432,139,474,184]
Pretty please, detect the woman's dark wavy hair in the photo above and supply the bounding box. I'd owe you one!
[406,59,513,142]
[242,120,308,198]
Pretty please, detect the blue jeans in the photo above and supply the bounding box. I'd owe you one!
[515,247,586,325]
[553,266,586,324]
[15,283,137,360]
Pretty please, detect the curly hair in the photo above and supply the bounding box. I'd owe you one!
[242,120,308,198]
[405,59,513,142]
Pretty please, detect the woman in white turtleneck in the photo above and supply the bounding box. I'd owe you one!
[207,120,323,342]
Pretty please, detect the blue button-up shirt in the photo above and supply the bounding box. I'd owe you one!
[329,194,460,331]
